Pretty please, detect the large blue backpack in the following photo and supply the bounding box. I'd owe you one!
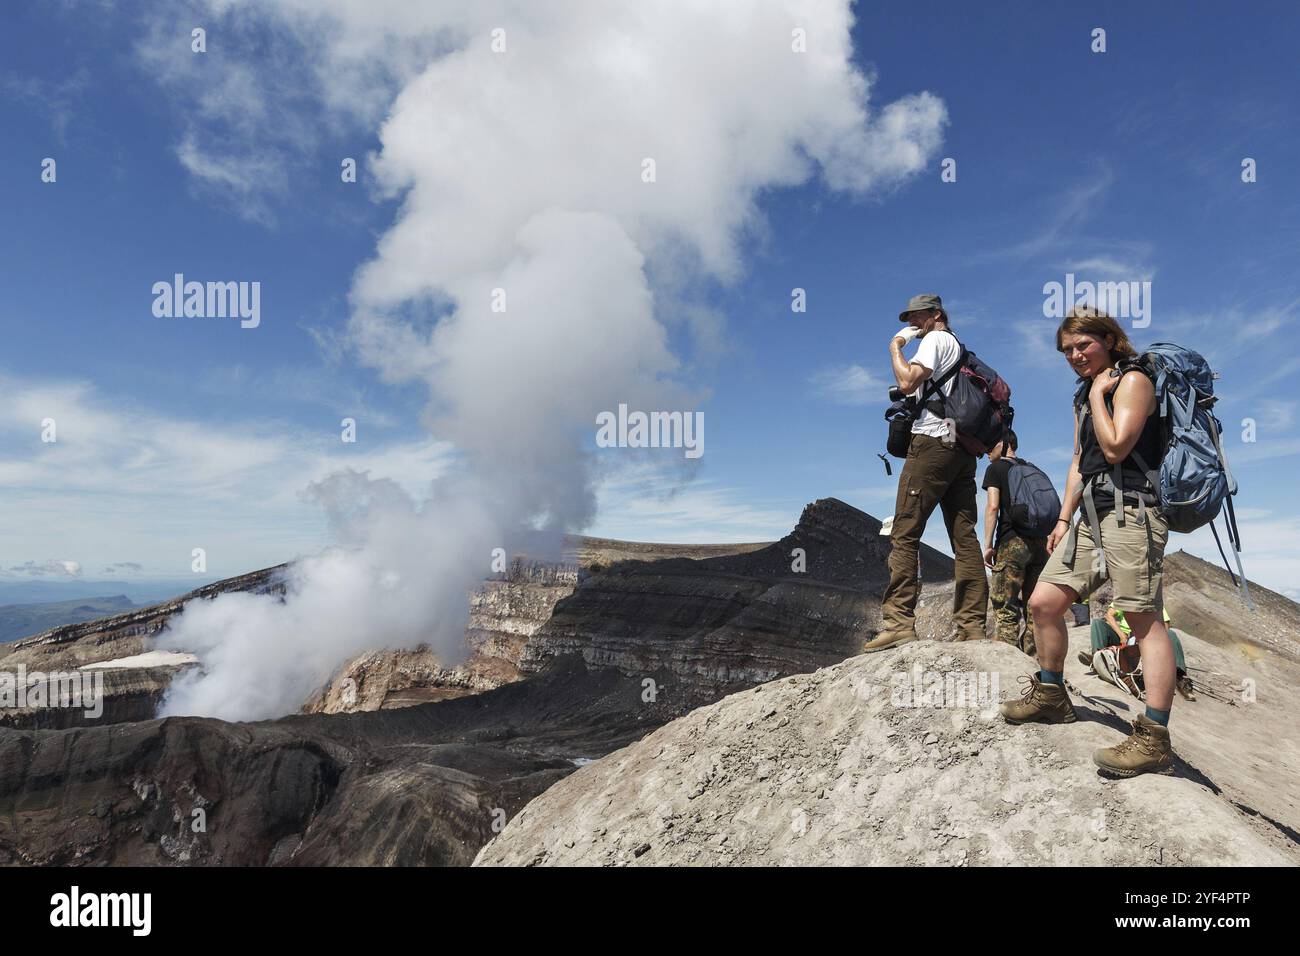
[1084,343,1252,607]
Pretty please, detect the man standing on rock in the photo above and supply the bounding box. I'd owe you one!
[865,294,989,652]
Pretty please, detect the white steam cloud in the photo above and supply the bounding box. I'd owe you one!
[156,0,946,720]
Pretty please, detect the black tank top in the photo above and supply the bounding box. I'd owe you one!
[1075,370,1163,512]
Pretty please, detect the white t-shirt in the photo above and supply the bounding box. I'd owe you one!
[907,329,962,438]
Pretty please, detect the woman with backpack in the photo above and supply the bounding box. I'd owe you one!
[999,306,1179,778]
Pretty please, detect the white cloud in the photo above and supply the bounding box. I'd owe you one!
[810,364,885,406]
[0,372,454,576]
[1065,256,1156,282]
[592,466,794,543]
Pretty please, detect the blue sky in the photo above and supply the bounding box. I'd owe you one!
[2,1,1298,601]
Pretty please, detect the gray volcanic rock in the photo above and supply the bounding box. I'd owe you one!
[475,634,1300,867]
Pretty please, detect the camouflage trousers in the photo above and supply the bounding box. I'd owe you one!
[990,534,1049,655]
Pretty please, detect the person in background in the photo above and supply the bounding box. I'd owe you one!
[1085,603,1194,700]
[982,429,1049,656]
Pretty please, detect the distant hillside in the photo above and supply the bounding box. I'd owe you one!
[0,578,204,607]
[0,595,135,644]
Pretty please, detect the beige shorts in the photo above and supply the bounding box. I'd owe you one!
[1037,503,1168,612]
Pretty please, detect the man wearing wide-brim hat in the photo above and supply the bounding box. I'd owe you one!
[864,293,989,651]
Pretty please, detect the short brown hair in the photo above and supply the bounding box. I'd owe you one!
[1055,306,1137,362]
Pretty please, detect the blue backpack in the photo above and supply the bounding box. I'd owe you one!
[1097,343,1252,607]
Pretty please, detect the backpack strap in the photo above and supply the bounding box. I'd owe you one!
[921,340,967,418]
[1082,368,1158,528]
[1081,476,1107,576]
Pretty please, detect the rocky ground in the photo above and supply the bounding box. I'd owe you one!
[475,626,1299,867]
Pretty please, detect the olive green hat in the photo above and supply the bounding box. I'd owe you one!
[899,293,948,322]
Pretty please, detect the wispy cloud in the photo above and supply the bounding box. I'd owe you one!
[1,67,89,141]
[809,364,885,406]
[970,165,1116,265]
[4,559,83,578]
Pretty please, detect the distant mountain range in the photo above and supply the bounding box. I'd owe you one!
[0,578,209,608]
[0,595,138,644]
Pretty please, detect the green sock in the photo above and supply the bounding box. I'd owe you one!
[1039,669,1064,686]
[1145,705,1170,726]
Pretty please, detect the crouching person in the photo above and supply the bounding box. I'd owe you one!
[999,307,1176,777]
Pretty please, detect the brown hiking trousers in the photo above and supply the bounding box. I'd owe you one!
[881,433,989,637]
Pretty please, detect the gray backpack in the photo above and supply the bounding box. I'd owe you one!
[1004,459,1061,538]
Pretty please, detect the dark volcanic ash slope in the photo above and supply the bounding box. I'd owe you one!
[0,657,679,866]
[522,497,959,706]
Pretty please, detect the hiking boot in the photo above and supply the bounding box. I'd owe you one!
[953,631,989,642]
[1093,713,1174,777]
[1077,649,1095,668]
[999,674,1077,724]
[1093,647,1144,700]
[1176,673,1197,701]
[862,629,917,653]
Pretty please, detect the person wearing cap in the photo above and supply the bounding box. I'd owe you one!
[865,294,989,652]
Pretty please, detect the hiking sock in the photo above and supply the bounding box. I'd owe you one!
[1039,669,1064,686]
[1145,705,1171,726]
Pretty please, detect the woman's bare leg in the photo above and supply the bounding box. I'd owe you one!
[1027,582,1078,673]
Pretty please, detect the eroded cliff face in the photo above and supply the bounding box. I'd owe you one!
[303,560,581,714]
[520,498,960,706]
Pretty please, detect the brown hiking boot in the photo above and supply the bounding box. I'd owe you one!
[999,674,1077,724]
[862,629,917,653]
[1093,713,1174,777]
[1078,649,1095,668]
[1176,674,1196,701]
